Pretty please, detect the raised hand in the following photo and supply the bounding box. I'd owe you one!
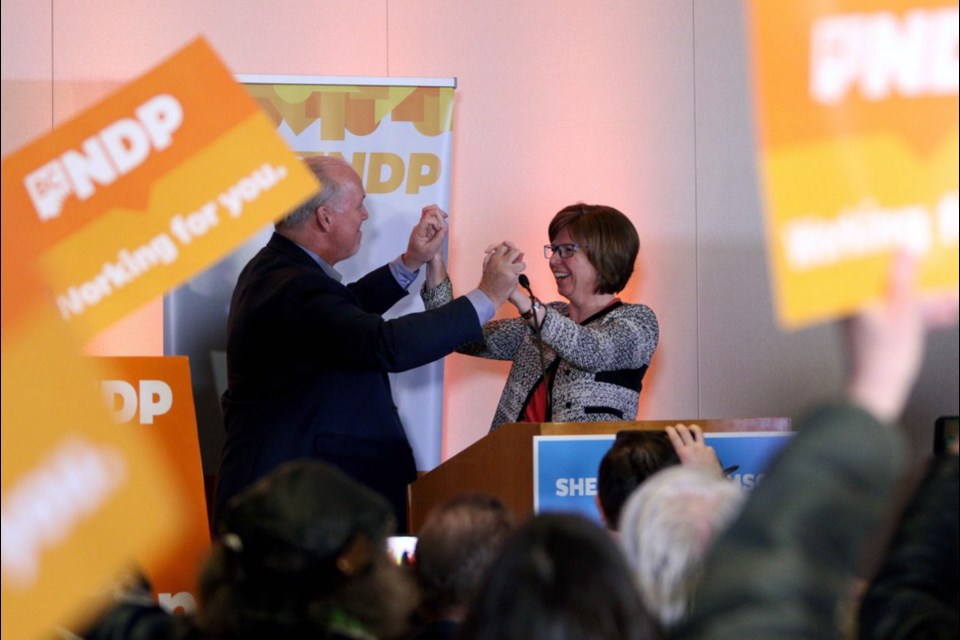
[665,424,723,475]
[844,253,959,423]
[403,205,449,270]
[479,242,526,307]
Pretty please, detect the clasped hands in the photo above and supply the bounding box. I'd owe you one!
[479,241,526,307]
[403,205,449,271]
[401,208,526,308]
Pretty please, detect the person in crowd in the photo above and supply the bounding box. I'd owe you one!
[78,460,415,640]
[422,203,658,430]
[617,465,744,631]
[408,493,515,640]
[457,513,660,640]
[857,446,958,639]
[596,430,680,530]
[72,571,179,640]
[597,423,723,530]
[214,156,524,530]
[197,459,418,639]
[670,255,959,640]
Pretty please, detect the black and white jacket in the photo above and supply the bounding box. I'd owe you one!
[422,277,659,431]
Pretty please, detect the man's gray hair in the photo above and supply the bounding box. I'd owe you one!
[276,156,349,230]
[617,465,745,630]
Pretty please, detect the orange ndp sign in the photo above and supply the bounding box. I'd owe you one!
[0,37,319,342]
[94,356,210,614]
[1,310,188,638]
[1,38,319,638]
[748,0,959,328]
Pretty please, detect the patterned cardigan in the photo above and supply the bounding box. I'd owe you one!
[422,277,659,431]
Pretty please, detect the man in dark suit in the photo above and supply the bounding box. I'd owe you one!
[214,156,523,531]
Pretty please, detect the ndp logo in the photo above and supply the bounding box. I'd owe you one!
[100,379,173,425]
[810,7,959,105]
[24,94,183,221]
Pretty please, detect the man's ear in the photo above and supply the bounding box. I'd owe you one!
[315,205,333,231]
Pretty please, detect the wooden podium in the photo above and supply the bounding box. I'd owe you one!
[407,418,789,533]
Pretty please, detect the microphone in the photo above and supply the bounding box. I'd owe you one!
[517,274,537,324]
[517,274,553,421]
[519,274,533,295]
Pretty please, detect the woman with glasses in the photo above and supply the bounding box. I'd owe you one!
[422,203,659,431]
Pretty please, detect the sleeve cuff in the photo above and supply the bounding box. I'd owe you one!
[388,256,420,290]
[465,288,496,325]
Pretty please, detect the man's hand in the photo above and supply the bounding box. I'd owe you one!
[403,205,448,271]
[665,424,723,476]
[479,242,525,307]
[844,253,959,423]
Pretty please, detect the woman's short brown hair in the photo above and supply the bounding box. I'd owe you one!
[548,203,639,294]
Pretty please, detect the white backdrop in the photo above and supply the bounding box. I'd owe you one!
[165,76,456,472]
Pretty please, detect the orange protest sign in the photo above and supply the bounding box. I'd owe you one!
[1,37,319,638]
[0,37,319,342]
[1,308,188,639]
[748,0,959,328]
[94,356,209,614]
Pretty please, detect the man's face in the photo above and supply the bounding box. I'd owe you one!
[325,166,369,263]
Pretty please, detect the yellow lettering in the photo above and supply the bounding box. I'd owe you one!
[366,152,405,194]
[406,153,440,194]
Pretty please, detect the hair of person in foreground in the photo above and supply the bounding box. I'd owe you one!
[456,512,661,640]
[596,430,681,530]
[413,492,515,624]
[618,465,745,630]
[196,459,417,639]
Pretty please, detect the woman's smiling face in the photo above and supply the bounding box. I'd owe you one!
[549,227,599,304]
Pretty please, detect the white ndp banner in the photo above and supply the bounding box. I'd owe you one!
[164,76,456,472]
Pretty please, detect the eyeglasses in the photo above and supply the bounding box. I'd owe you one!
[543,243,586,259]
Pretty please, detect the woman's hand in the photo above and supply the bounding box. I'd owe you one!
[508,287,528,310]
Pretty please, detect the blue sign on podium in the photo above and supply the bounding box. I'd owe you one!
[534,432,793,524]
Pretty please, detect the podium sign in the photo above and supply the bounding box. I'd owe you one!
[533,436,612,521]
[533,432,794,523]
[408,419,791,533]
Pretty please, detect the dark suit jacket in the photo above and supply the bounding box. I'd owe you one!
[214,233,482,531]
